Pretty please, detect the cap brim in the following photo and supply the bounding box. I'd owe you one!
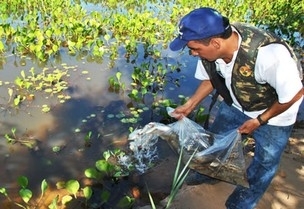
[169,38,188,51]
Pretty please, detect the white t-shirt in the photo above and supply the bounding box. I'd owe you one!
[195,28,303,126]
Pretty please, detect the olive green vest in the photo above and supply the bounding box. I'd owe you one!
[203,23,301,111]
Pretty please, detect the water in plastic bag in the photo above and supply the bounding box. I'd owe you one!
[126,107,248,187]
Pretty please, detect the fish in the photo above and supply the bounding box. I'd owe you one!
[127,122,249,187]
[129,122,215,164]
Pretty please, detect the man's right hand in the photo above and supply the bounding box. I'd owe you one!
[172,80,214,120]
[172,100,196,120]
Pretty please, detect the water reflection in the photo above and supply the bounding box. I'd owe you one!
[0,28,202,206]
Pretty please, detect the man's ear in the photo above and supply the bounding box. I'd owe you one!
[210,38,221,49]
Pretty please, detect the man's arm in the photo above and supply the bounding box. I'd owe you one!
[239,88,303,134]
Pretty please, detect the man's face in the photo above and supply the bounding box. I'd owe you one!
[187,40,219,61]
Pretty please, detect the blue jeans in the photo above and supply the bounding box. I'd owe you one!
[209,102,293,209]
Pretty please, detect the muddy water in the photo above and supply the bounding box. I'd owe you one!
[0,53,127,192]
[0,45,202,206]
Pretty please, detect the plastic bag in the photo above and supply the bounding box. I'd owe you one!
[166,107,248,187]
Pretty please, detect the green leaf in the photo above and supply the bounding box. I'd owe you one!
[20,70,26,79]
[48,195,58,209]
[116,196,134,208]
[65,180,80,198]
[146,186,156,209]
[83,186,92,200]
[41,179,48,197]
[52,146,61,153]
[19,188,32,203]
[25,81,32,89]
[45,29,52,37]
[44,88,53,93]
[84,168,100,179]
[17,176,28,189]
[52,44,59,52]
[0,188,8,197]
[103,150,111,161]
[95,159,109,172]
[14,95,21,106]
[68,40,75,47]
[42,104,51,113]
[14,77,23,87]
[108,77,115,87]
[61,195,73,205]
[104,34,111,42]
[0,41,4,51]
[8,88,13,99]
[29,43,37,52]
[55,181,66,189]
[100,190,111,205]
[115,72,122,81]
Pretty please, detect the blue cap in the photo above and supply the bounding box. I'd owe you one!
[169,7,227,51]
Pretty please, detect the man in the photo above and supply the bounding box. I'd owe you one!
[169,7,303,209]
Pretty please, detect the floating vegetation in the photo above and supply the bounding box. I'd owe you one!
[52,145,62,153]
[4,128,39,150]
[74,128,81,133]
[0,0,302,63]
[0,63,86,112]
[0,176,95,209]
[41,104,51,113]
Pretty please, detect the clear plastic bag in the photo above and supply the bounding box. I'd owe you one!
[169,115,212,152]
[166,107,248,187]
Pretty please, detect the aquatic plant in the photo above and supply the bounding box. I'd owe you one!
[147,147,197,209]
[85,149,133,180]
[2,64,75,112]
[108,71,125,92]
[84,131,93,147]
[4,128,38,150]
[1,0,301,62]
[0,149,135,209]
[0,176,92,208]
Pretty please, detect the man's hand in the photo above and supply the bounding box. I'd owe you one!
[172,100,195,120]
[172,80,214,120]
[238,118,261,134]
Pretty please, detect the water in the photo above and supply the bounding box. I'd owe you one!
[0,54,126,184]
[0,33,200,208]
